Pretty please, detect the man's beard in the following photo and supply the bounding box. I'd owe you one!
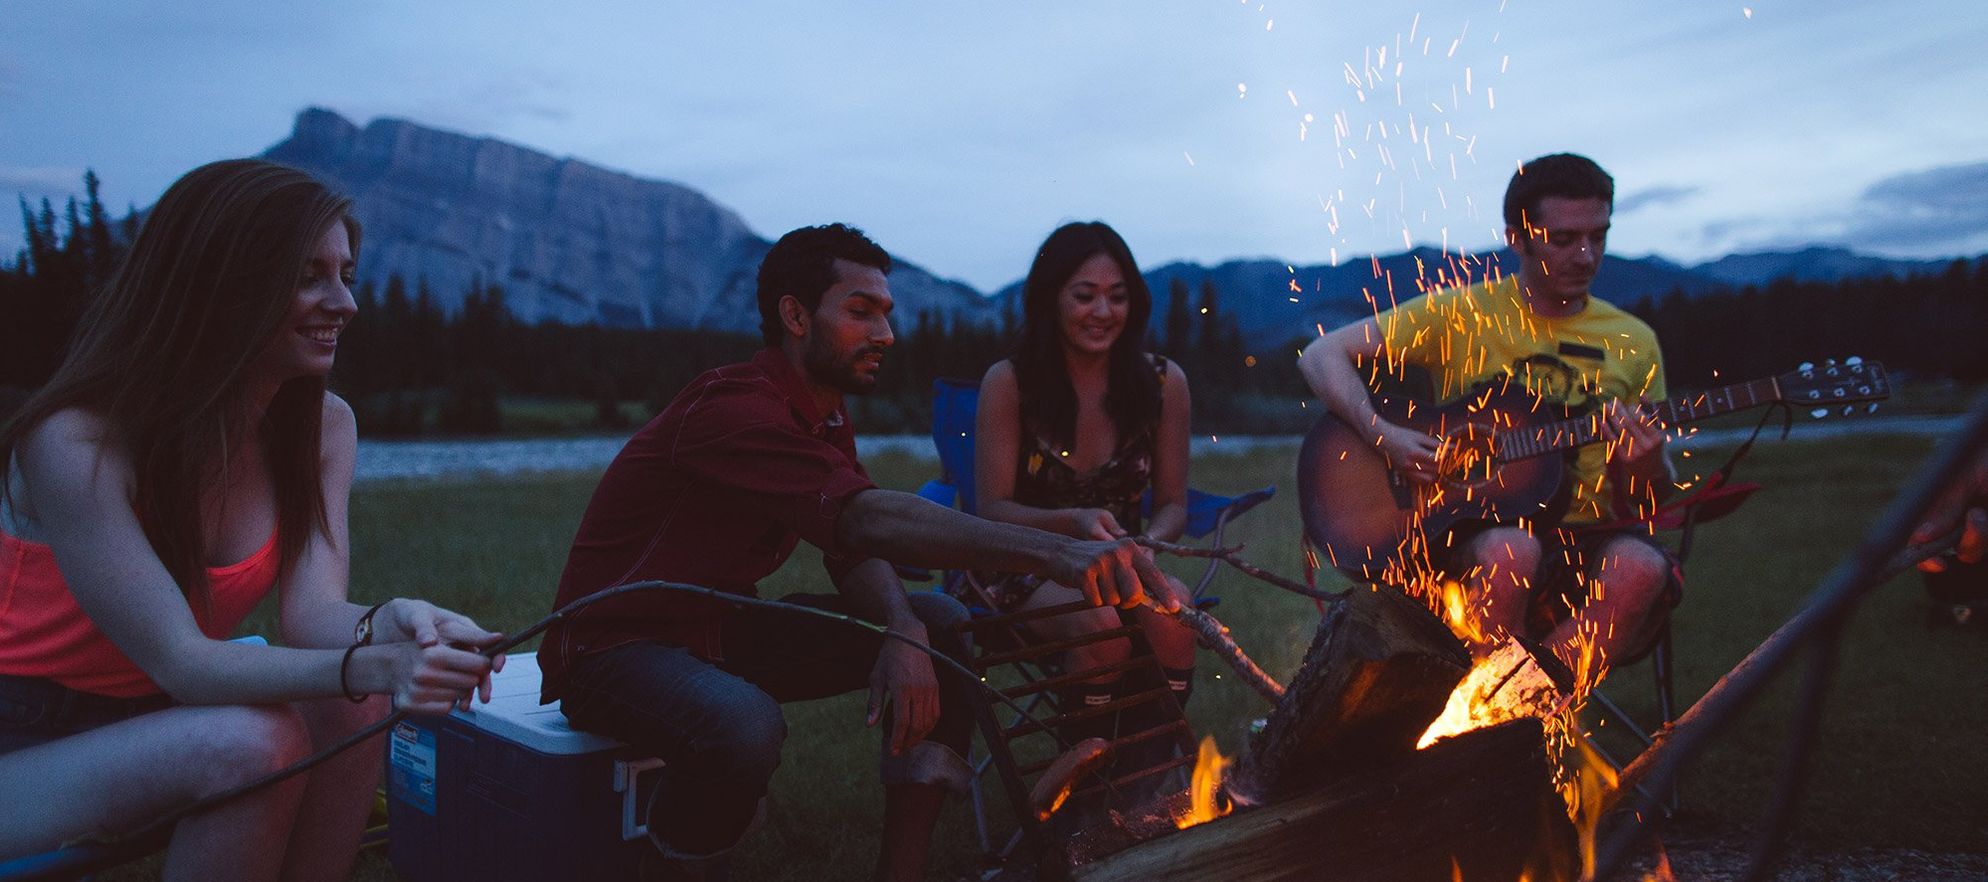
[803,334,883,395]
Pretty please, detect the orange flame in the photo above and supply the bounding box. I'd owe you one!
[1175,736,1233,829]
[1644,838,1676,882]
[1569,737,1619,880]
[1416,639,1569,748]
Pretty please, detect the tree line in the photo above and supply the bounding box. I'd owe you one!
[4,172,1983,437]
[1627,260,1988,388]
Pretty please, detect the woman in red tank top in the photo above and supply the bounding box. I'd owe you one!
[0,159,505,881]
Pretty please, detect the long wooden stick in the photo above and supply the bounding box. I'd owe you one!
[1136,537,1346,602]
[1591,397,1988,881]
[87,581,1049,853]
[1161,603,1286,702]
[83,537,1304,857]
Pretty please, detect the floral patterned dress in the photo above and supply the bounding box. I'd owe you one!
[963,355,1168,610]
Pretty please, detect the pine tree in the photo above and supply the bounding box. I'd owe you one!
[1164,277,1192,356]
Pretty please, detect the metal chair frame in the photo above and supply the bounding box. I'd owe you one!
[906,377,1274,866]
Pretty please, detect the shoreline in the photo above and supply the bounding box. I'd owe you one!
[353,414,1966,483]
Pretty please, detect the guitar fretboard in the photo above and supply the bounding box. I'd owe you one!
[1495,378,1781,462]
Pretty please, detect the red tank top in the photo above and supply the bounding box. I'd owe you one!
[0,528,281,697]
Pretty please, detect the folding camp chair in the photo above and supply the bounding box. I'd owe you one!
[1294,447,1761,816]
[905,376,1274,862]
[1582,473,1763,809]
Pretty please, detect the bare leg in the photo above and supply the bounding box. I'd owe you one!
[1129,573,1197,670]
[876,782,947,882]
[1464,526,1544,650]
[1014,580,1131,681]
[277,694,390,882]
[1547,536,1671,674]
[0,704,312,882]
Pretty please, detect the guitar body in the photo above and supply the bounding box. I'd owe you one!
[1298,384,1575,579]
[1297,359,1889,580]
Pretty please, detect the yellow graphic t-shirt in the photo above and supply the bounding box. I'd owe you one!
[1369,274,1667,525]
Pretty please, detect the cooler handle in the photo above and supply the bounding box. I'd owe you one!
[614,758,668,842]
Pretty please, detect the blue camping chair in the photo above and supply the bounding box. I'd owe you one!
[906,377,1274,861]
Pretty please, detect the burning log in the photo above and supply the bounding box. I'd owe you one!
[1418,636,1577,748]
[1230,583,1473,804]
[1061,719,1577,882]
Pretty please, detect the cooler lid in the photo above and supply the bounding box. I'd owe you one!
[449,652,626,755]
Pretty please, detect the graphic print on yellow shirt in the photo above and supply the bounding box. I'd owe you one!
[1369,274,1667,525]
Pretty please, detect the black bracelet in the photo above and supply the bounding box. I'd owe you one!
[340,642,368,704]
[354,600,391,646]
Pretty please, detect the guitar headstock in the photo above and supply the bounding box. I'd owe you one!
[1779,358,1891,418]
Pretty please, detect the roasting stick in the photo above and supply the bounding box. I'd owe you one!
[1592,395,1988,882]
[73,539,1308,858]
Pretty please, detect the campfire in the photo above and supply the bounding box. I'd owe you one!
[1040,572,1654,882]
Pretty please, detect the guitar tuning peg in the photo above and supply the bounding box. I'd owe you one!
[1842,405,1854,416]
[1867,403,1879,414]
[1825,358,1837,366]
[1798,361,1815,372]
[1811,407,1829,419]
[1846,356,1863,366]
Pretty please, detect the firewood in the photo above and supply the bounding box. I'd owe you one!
[1065,719,1576,882]
[1229,583,1472,804]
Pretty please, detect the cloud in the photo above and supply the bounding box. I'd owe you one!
[1847,160,1988,249]
[0,165,90,201]
[1616,185,1699,216]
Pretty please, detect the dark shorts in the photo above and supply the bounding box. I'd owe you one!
[1439,521,1683,647]
[0,673,176,757]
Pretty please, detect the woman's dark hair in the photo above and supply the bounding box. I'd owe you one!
[0,159,355,613]
[1011,221,1161,447]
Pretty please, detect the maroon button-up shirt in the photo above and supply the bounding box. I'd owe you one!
[538,348,876,702]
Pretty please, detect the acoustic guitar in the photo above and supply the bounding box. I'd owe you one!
[1297,359,1892,578]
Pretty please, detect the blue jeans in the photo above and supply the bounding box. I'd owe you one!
[558,591,975,859]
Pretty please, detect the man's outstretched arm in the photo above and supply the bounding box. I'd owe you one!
[835,488,1178,612]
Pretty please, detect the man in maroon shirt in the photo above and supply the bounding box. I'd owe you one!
[541,224,1175,881]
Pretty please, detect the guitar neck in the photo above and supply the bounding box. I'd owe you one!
[1496,377,1781,462]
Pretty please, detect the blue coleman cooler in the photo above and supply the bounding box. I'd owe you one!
[386,652,665,881]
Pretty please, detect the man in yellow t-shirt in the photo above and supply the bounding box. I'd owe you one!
[1299,153,1677,673]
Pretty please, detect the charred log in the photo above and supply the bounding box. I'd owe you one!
[1061,719,1577,882]
[1230,583,1472,804]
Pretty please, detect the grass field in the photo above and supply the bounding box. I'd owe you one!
[202,427,1985,881]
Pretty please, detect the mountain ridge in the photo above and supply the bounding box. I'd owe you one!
[259,109,1981,347]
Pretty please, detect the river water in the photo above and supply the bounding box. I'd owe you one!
[352,414,1966,483]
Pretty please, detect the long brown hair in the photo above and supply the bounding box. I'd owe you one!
[0,159,358,613]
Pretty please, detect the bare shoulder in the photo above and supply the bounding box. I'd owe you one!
[321,393,356,440]
[319,392,358,462]
[980,358,1017,392]
[1155,354,1189,388]
[19,406,118,469]
[13,407,129,514]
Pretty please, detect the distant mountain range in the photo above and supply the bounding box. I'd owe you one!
[262,109,1977,347]
[262,108,987,337]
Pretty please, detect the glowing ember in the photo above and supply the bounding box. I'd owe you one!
[1175,736,1233,829]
